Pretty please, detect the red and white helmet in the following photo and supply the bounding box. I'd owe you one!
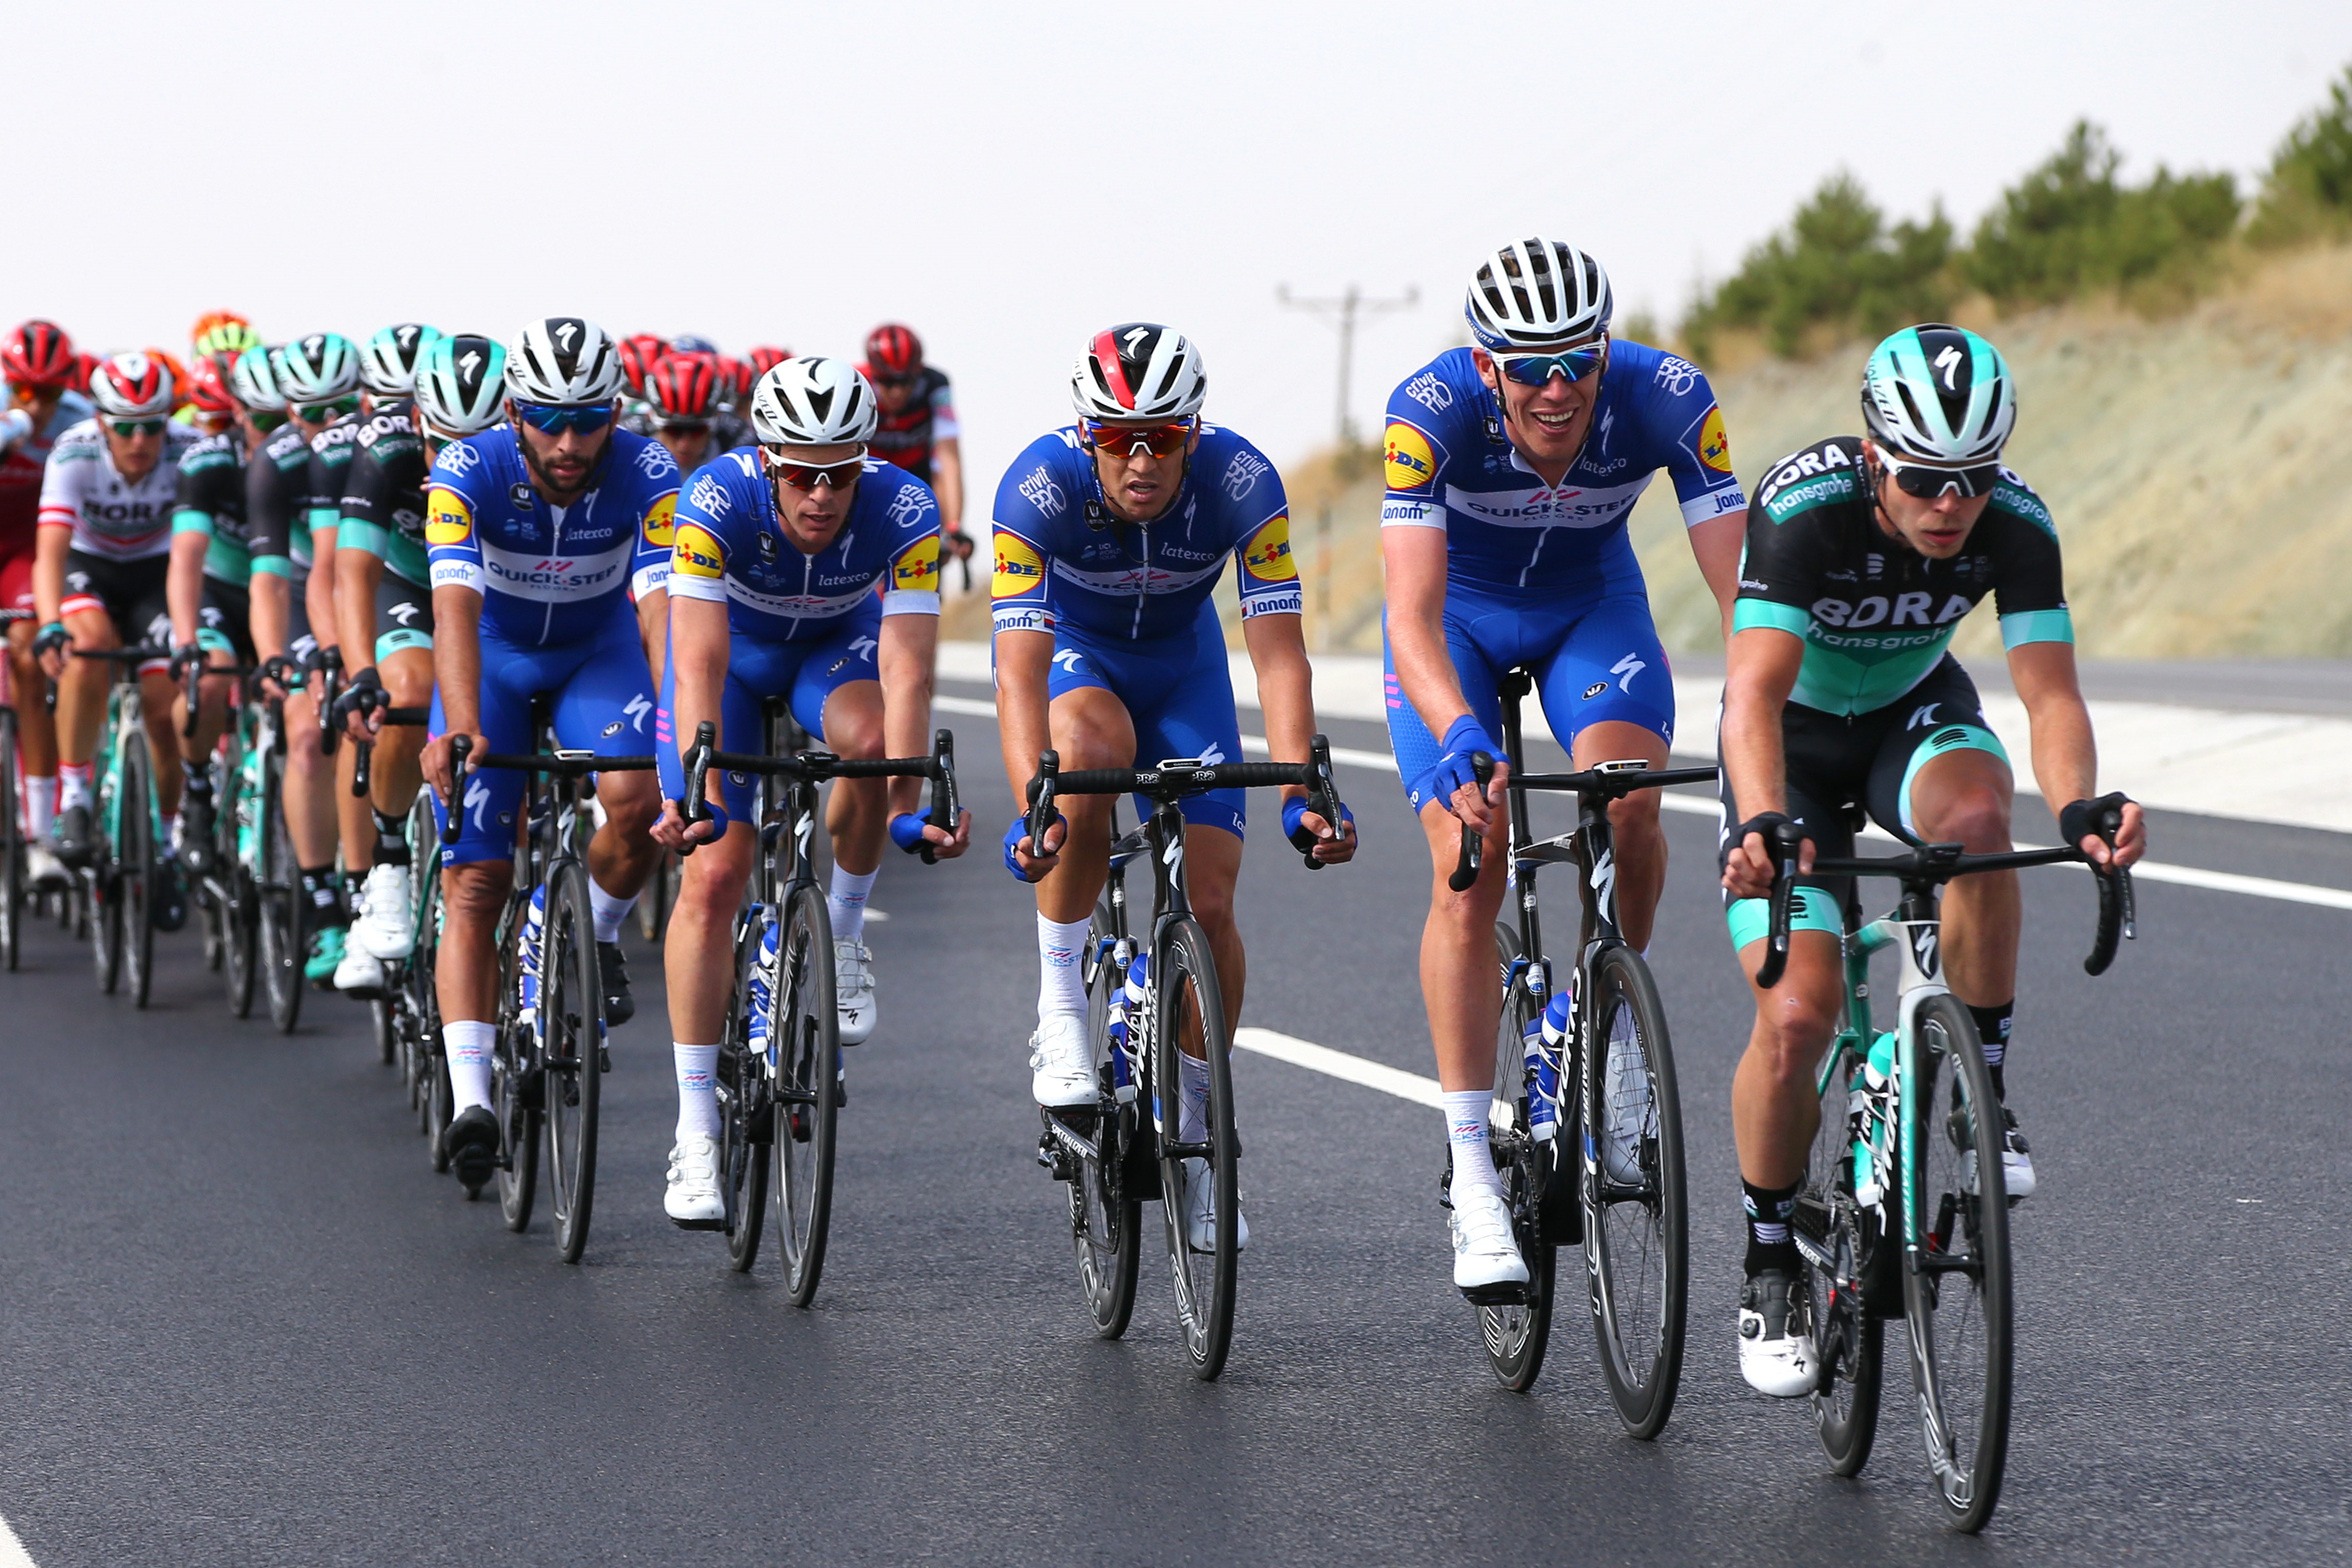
[1070,323,1206,422]
[3,320,79,390]
[646,353,720,423]
[89,351,178,419]
[864,323,922,380]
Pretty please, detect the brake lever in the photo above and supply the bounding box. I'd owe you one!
[1754,821,1803,991]
[1446,752,1494,893]
[920,728,958,866]
[679,720,717,860]
[441,734,471,847]
[1025,748,1060,866]
[1300,733,1341,871]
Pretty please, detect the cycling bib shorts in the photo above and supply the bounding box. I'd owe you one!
[1044,598,1246,838]
[59,551,173,671]
[370,571,433,662]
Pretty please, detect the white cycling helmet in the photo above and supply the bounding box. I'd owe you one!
[359,323,442,399]
[228,344,287,412]
[1860,324,2016,468]
[1464,237,1613,351]
[1070,323,1206,422]
[749,356,877,447]
[504,317,625,405]
[88,352,178,419]
[278,332,362,403]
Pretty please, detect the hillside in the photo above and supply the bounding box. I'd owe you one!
[1233,241,2352,661]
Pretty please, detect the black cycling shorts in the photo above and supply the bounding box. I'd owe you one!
[370,571,433,662]
[197,576,257,664]
[59,551,172,660]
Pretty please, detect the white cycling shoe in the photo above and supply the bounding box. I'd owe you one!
[1738,1269,1819,1397]
[1602,1043,1652,1186]
[665,1134,724,1230]
[1449,1187,1529,1295]
[25,844,69,891]
[352,862,416,960]
[1178,1156,1249,1252]
[333,943,386,995]
[1028,1013,1095,1108]
[835,938,876,1045]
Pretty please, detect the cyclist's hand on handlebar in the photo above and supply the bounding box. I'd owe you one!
[941,528,976,562]
[32,621,70,679]
[654,795,728,851]
[335,666,386,741]
[2060,792,2144,870]
[1003,810,1065,883]
[1432,715,1506,832]
[170,641,206,679]
[1720,810,1813,901]
[422,729,486,801]
[1284,794,1358,866]
[892,808,973,861]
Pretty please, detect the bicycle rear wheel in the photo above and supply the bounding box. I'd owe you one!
[1068,897,1141,1338]
[259,748,304,1034]
[1796,1036,1885,1477]
[1154,915,1239,1381]
[1478,920,1556,1391]
[541,861,602,1262]
[1,712,21,973]
[1582,941,1688,1440]
[1904,993,2013,1532]
[722,913,770,1272]
[496,892,543,1230]
[118,732,156,1009]
[771,883,839,1305]
[404,789,442,1113]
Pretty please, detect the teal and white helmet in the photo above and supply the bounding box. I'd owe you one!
[415,334,508,437]
[1860,324,2015,468]
[229,345,286,412]
[359,324,442,399]
[278,332,361,404]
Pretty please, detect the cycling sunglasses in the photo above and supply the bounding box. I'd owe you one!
[512,400,617,436]
[1879,450,2002,499]
[1082,417,1195,458]
[106,418,168,437]
[763,448,865,491]
[248,409,289,433]
[295,396,360,424]
[1492,337,1608,387]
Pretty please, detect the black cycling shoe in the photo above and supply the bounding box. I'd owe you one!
[178,794,219,877]
[52,804,94,868]
[150,861,188,932]
[597,941,634,1026]
[442,1105,501,1197]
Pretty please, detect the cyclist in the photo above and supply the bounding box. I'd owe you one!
[418,316,675,1192]
[333,330,481,973]
[623,353,750,477]
[182,356,240,439]
[2,320,92,890]
[1716,324,2146,1395]
[165,347,291,875]
[995,323,1355,1252]
[32,352,205,926]
[863,325,972,570]
[1381,237,1748,1296]
[649,355,972,1226]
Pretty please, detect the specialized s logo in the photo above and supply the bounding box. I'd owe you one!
[641,492,677,549]
[423,487,473,546]
[992,532,1044,598]
[1241,515,1297,583]
[1698,407,1732,474]
[673,522,725,579]
[1384,422,1436,492]
[893,532,941,592]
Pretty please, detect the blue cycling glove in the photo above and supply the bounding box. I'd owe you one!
[1003,810,1062,882]
[1284,794,1355,856]
[681,793,731,842]
[1428,714,1499,805]
[889,812,930,854]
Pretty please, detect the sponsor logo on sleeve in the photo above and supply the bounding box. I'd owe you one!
[1241,514,1298,583]
[424,487,473,546]
[1221,448,1271,502]
[687,472,732,520]
[893,532,941,592]
[884,483,936,527]
[1698,407,1732,474]
[1015,464,1065,518]
[1403,370,1454,412]
[674,521,725,578]
[434,440,480,479]
[642,492,676,548]
[1654,355,1703,397]
[634,439,679,480]
[992,531,1044,598]
[1383,422,1436,492]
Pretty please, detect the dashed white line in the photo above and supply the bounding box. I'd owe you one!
[0,1512,39,1567]
[1233,1026,1444,1108]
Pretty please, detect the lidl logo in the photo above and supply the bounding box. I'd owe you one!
[674,522,724,578]
[423,487,472,546]
[1698,407,1732,475]
[642,493,677,548]
[992,532,1044,598]
[1242,514,1297,583]
[893,532,941,591]
[1384,422,1436,492]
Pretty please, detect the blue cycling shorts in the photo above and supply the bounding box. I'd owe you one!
[655,601,883,821]
[1043,599,1245,838]
[431,601,656,865]
[1385,580,1672,813]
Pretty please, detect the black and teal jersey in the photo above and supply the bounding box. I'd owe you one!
[338,400,429,587]
[306,407,366,543]
[171,432,260,586]
[249,421,315,579]
[1732,435,2071,717]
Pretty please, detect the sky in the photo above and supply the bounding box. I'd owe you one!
[14,0,2350,487]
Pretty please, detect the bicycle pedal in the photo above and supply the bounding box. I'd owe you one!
[1457,1279,1533,1308]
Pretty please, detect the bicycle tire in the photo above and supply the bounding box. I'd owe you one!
[723,912,770,1273]
[638,851,678,941]
[1155,914,1239,1381]
[1797,1037,1886,1477]
[1069,896,1141,1339]
[1903,992,2013,1533]
[1479,920,1556,1391]
[89,728,124,995]
[495,890,542,1231]
[1582,941,1689,1440]
[772,882,839,1306]
[1,711,20,973]
[220,723,257,1016]
[259,748,304,1034]
[404,788,443,1115]
[120,730,158,1009]
[542,860,602,1263]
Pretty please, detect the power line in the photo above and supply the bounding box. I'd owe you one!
[1276,283,1418,449]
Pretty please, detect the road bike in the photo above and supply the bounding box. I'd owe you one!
[0,607,34,970]
[1446,667,1708,1432]
[678,713,959,1304]
[203,659,316,1030]
[1754,811,2134,1531]
[69,646,180,1007]
[1028,738,1346,1381]
[347,706,430,1069]
[445,707,657,1263]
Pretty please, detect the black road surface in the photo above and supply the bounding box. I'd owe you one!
[1,696,2345,1566]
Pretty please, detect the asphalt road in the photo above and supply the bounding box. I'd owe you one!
[1,695,2346,1566]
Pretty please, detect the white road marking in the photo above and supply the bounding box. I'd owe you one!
[1233,1026,1444,1108]
[0,1512,38,1567]
[936,687,2352,913]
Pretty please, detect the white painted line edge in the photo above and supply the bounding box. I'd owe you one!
[0,1511,39,1568]
[935,692,2352,912]
[1233,1026,1446,1109]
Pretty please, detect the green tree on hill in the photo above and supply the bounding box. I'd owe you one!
[2250,61,2352,243]
[1683,173,1953,360]
[1965,121,2238,308]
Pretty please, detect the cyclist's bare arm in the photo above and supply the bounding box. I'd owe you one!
[166,530,209,649]
[879,610,969,855]
[1381,522,1505,830]
[648,592,726,851]
[1240,610,1354,861]
[334,545,384,676]
[1686,508,1747,640]
[931,435,965,541]
[1720,623,1810,899]
[423,583,485,798]
[304,524,340,658]
[636,583,669,693]
[31,526,68,636]
[992,625,1064,870]
[2007,639,2145,867]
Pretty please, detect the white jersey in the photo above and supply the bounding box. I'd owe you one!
[37,418,202,561]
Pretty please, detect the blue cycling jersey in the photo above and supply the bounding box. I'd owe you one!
[668,448,942,643]
[990,423,1300,642]
[1379,342,1746,595]
[424,424,679,646]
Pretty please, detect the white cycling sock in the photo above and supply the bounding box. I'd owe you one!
[1443,1088,1503,1199]
[828,864,878,944]
[24,775,56,839]
[446,1020,497,1114]
[58,763,91,814]
[1036,912,1090,1022]
[588,879,635,944]
[674,1042,721,1141]
[159,811,179,854]
[1177,1051,1211,1143]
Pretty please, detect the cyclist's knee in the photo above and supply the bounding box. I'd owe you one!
[442,863,508,922]
[821,702,884,761]
[1912,789,2011,852]
[382,657,432,707]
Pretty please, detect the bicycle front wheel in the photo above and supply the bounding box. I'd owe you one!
[118,732,156,1009]
[1903,992,2013,1532]
[771,883,839,1305]
[1478,920,1556,1391]
[1068,896,1141,1339]
[540,861,602,1262]
[1796,1037,1885,1477]
[1582,941,1688,1440]
[1,712,20,973]
[1154,915,1239,1381]
[721,910,771,1272]
[258,748,304,1034]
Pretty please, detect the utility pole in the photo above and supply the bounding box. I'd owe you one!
[1277,283,1418,450]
